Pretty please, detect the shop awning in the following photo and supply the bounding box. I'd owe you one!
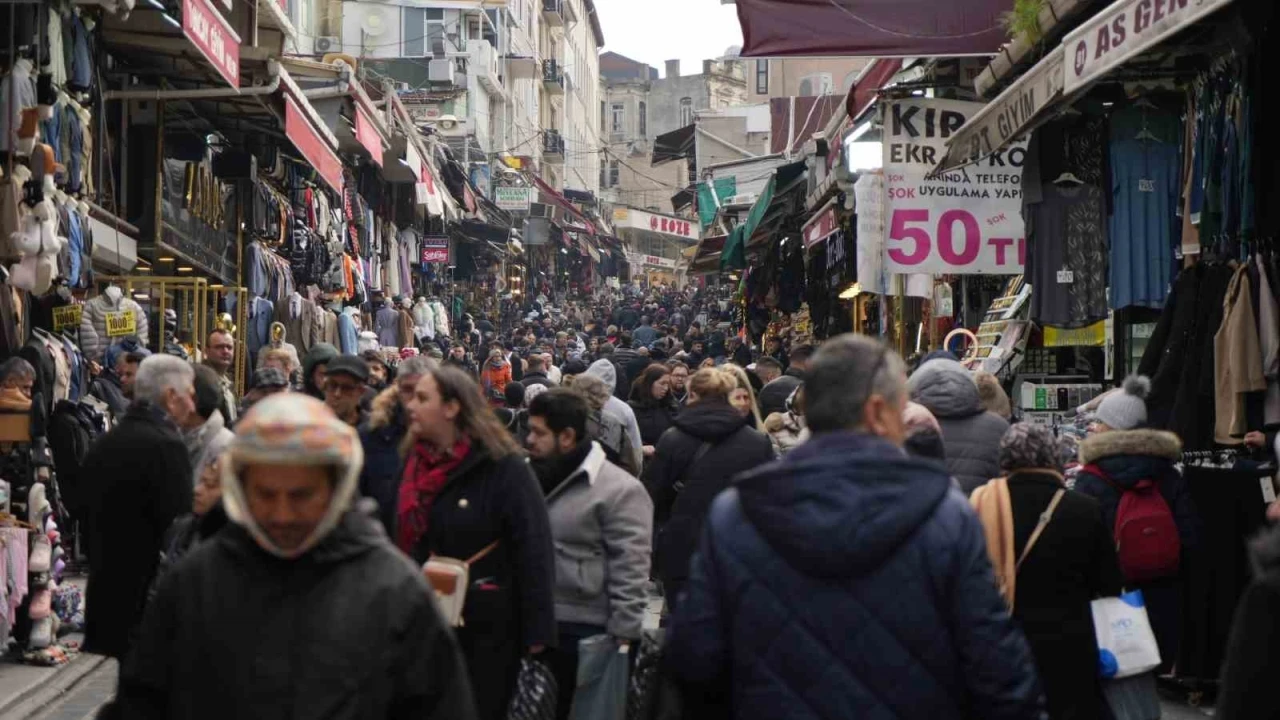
[721,177,775,271]
[532,176,598,234]
[652,124,696,166]
[689,235,727,276]
[934,47,1067,172]
[735,0,1009,57]
[846,58,903,121]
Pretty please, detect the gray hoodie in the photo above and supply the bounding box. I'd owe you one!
[586,360,645,472]
[907,359,1010,494]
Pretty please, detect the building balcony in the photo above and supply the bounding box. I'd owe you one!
[467,39,505,100]
[542,60,565,96]
[544,130,565,162]
[542,0,565,27]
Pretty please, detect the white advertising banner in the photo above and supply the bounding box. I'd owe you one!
[884,98,1027,275]
[854,172,887,295]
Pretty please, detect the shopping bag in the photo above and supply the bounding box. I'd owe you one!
[569,634,629,720]
[507,656,558,720]
[1101,672,1162,720]
[1092,590,1162,679]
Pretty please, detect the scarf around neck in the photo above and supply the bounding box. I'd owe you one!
[396,437,472,554]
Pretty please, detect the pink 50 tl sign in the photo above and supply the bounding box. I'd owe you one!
[883,98,1026,275]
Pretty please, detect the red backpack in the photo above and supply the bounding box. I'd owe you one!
[1082,465,1182,583]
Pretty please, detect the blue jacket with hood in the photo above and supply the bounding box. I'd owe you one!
[666,431,1046,720]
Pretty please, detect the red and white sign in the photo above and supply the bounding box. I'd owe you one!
[884,98,1025,275]
[421,236,450,264]
[1063,0,1233,94]
[628,252,677,270]
[355,108,383,167]
[285,97,343,195]
[612,207,699,242]
[182,0,240,89]
[802,203,839,250]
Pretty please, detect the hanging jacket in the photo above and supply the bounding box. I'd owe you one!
[80,293,150,362]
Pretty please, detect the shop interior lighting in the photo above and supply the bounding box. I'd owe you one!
[177,266,193,272]
[209,284,224,289]
[158,257,175,262]
[161,13,181,29]
[838,282,863,300]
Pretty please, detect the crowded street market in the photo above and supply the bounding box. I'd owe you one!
[0,0,1277,717]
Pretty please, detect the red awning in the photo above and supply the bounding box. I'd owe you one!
[737,0,1009,58]
[846,58,904,120]
[532,176,597,234]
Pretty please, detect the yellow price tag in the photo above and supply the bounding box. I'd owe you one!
[52,305,82,332]
[105,311,137,338]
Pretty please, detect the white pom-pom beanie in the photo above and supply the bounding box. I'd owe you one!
[1095,375,1151,431]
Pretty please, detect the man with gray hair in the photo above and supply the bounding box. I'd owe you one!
[667,334,1045,720]
[82,354,196,660]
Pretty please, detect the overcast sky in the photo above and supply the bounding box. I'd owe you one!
[594,0,744,77]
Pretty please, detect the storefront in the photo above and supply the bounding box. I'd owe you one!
[612,206,699,288]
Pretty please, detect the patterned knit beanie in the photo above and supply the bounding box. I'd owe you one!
[999,423,1062,473]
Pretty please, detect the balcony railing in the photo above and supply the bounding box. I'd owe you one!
[543,130,565,159]
[542,0,564,26]
[542,60,565,95]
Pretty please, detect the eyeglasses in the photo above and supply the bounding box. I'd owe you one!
[324,380,364,396]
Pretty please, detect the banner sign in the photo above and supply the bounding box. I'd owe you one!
[884,98,1026,275]
[52,305,82,332]
[420,235,449,264]
[802,202,839,250]
[355,108,383,167]
[286,97,343,195]
[1063,0,1234,94]
[106,311,137,338]
[495,186,532,212]
[182,0,240,89]
[613,207,699,242]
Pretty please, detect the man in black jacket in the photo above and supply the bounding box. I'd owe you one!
[83,354,196,660]
[520,353,556,390]
[113,393,476,720]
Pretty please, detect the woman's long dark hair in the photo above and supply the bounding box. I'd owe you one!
[416,365,522,459]
[629,363,671,407]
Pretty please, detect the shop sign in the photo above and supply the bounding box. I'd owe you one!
[495,186,532,212]
[1063,0,1234,94]
[628,252,677,270]
[182,0,240,89]
[286,97,343,195]
[613,208,698,242]
[938,49,1064,172]
[884,98,1026,275]
[1043,321,1106,347]
[803,203,839,250]
[421,235,450,264]
[52,305,82,332]
[355,108,383,167]
[105,311,137,338]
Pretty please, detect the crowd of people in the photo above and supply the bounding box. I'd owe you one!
[6,281,1272,719]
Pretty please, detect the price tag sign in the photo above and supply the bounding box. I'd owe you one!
[52,305,82,332]
[883,98,1027,275]
[106,311,137,338]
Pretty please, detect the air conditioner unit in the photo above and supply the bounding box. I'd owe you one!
[529,202,555,219]
[314,36,341,54]
[428,59,454,83]
[725,193,758,206]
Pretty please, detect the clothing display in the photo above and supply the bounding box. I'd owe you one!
[1212,265,1265,445]
[78,290,148,362]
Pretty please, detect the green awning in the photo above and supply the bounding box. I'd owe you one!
[697,177,737,231]
[720,176,776,272]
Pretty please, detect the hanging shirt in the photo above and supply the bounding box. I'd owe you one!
[1108,102,1181,310]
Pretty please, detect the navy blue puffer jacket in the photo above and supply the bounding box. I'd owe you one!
[666,431,1046,720]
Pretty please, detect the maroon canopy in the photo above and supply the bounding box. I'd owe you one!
[736,0,1011,58]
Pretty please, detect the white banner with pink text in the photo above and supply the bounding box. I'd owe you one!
[883,98,1027,275]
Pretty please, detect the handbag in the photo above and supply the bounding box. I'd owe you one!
[507,655,558,720]
[422,540,499,627]
[1092,590,1162,679]
[570,635,630,720]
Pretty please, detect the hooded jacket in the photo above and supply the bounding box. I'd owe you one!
[184,411,234,485]
[643,402,774,600]
[359,387,410,534]
[302,343,339,398]
[1218,523,1280,720]
[666,432,1045,720]
[585,360,644,471]
[544,442,653,639]
[908,359,1010,494]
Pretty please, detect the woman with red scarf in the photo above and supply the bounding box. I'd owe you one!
[398,366,556,720]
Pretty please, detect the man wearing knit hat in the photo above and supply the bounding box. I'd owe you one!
[113,394,477,718]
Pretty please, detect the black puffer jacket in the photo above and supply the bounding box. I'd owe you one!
[114,503,477,720]
[642,401,774,601]
[908,359,1010,494]
[1219,522,1280,720]
[629,400,676,448]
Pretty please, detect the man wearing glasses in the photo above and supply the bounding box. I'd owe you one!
[322,355,370,428]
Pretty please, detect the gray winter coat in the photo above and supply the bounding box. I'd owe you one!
[545,443,653,639]
[908,359,1009,495]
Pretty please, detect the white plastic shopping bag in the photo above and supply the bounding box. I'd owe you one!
[1092,590,1162,679]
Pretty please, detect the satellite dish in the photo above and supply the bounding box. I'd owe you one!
[362,10,387,37]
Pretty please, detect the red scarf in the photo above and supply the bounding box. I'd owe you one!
[396,437,472,554]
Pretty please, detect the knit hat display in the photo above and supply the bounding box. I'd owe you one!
[999,423,1062,472]
[1095,375,1151,431]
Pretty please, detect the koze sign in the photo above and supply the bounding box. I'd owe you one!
[1063,0,1233,94]
[884,98,1025,275]
[182,0,240,89]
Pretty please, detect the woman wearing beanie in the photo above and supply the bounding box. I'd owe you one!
[972,424,1123,720]
[1074,374,1199,672]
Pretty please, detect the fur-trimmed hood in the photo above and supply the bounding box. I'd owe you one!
[367,386,402,431]
[1079,428,1181,465]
